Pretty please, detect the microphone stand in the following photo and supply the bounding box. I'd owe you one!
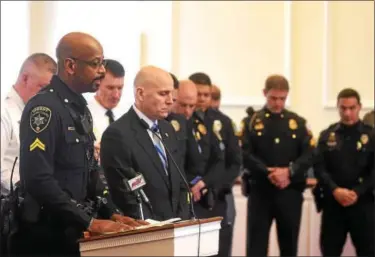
[142,120,197,220]
[135,191,144,220]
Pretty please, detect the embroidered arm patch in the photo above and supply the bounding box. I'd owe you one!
[29,106,52,133]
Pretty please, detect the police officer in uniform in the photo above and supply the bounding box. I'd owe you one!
[239,106,255,197]
[173,79,225,216]
[314,88,374,256]
[10,32,146,256]
[189,72,241,257]
[166,72,194,169]
[242,74,314,257]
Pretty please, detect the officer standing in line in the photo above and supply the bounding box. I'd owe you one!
[10,32,146,256]
[314,88,374,256]
[242,74,314,257]
[189,72,241,257]
[238,106,255,197]
[166,72,191,168]
[173,79,225,213]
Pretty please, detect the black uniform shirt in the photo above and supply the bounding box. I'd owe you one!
[314,121,374,198]
[19,75,114,230]
[196,108,241,191]
[166,112,210,184]
[242,107,314,188]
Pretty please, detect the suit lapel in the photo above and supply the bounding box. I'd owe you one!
[159,122,180,212]
[129,109,171,188]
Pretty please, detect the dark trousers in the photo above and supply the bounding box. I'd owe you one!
[9,220,81,257]
[320,199,374,256]
[194,192,236,257]
[246,187,303,257]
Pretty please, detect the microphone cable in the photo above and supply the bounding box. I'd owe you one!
[142,119,201,256]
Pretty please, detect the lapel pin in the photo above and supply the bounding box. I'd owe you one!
[165,133,169,138]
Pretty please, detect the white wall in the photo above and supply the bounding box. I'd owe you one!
[1,1,373,137]
[1,1,29,99]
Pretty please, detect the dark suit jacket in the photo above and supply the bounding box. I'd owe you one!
[100,107,189,221]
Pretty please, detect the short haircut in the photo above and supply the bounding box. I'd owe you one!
[264,74,289,91]
[170,72,179,89]
[189,72,212,86]
[337,88,361,104]
[211,86,221,101]
[105,59,125,77]
[246,106,255,116]
[20,53,57,74]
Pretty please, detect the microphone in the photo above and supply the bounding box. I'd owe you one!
[139,119,197,220]
[114,167,154,218]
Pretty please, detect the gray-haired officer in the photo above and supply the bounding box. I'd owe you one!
[9,32,147,256]
[314,88,374,256]
[1,53,57,196]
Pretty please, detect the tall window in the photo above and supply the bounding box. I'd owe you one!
[1,1,30,99]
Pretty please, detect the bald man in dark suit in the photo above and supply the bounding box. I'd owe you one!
[100,66,189,221]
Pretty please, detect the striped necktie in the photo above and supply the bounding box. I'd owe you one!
[151,123,168,175]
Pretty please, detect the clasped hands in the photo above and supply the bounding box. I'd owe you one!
[191,180,207,202]
[88,214,149,235]
[333,187,358,207]
[267,167,291,189]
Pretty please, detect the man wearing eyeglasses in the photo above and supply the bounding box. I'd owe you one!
[9,32,146,256]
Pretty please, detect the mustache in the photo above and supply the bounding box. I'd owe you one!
[94,75,105,81]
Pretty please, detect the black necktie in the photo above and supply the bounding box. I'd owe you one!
[105,109,115,124]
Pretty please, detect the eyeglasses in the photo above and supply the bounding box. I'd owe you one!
[70,57,107,69]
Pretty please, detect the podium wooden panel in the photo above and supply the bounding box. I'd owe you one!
[79,217,222,256]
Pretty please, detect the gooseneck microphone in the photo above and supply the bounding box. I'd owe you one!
[139,119,197,220]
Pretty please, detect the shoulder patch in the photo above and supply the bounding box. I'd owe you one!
[29,106,52,133]
[197,124,207,135]
[170,119,180,132]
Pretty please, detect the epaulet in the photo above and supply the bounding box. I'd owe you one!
[284,109,306,123]
[319,122,339,139]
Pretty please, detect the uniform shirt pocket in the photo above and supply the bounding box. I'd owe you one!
[61,129,86,168]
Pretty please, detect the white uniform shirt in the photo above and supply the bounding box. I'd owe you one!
[87,97,121,142]
[1,87,25,195]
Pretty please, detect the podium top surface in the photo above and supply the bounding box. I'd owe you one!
[79,216,223,243]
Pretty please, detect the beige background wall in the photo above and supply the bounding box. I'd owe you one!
[1,1,373,137]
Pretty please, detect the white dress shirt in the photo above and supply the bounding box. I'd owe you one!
[1,87,24,195]
[87,97,120,142]
[132,105,168,166]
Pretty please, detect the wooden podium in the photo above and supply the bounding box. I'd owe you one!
[79,217,223,256]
